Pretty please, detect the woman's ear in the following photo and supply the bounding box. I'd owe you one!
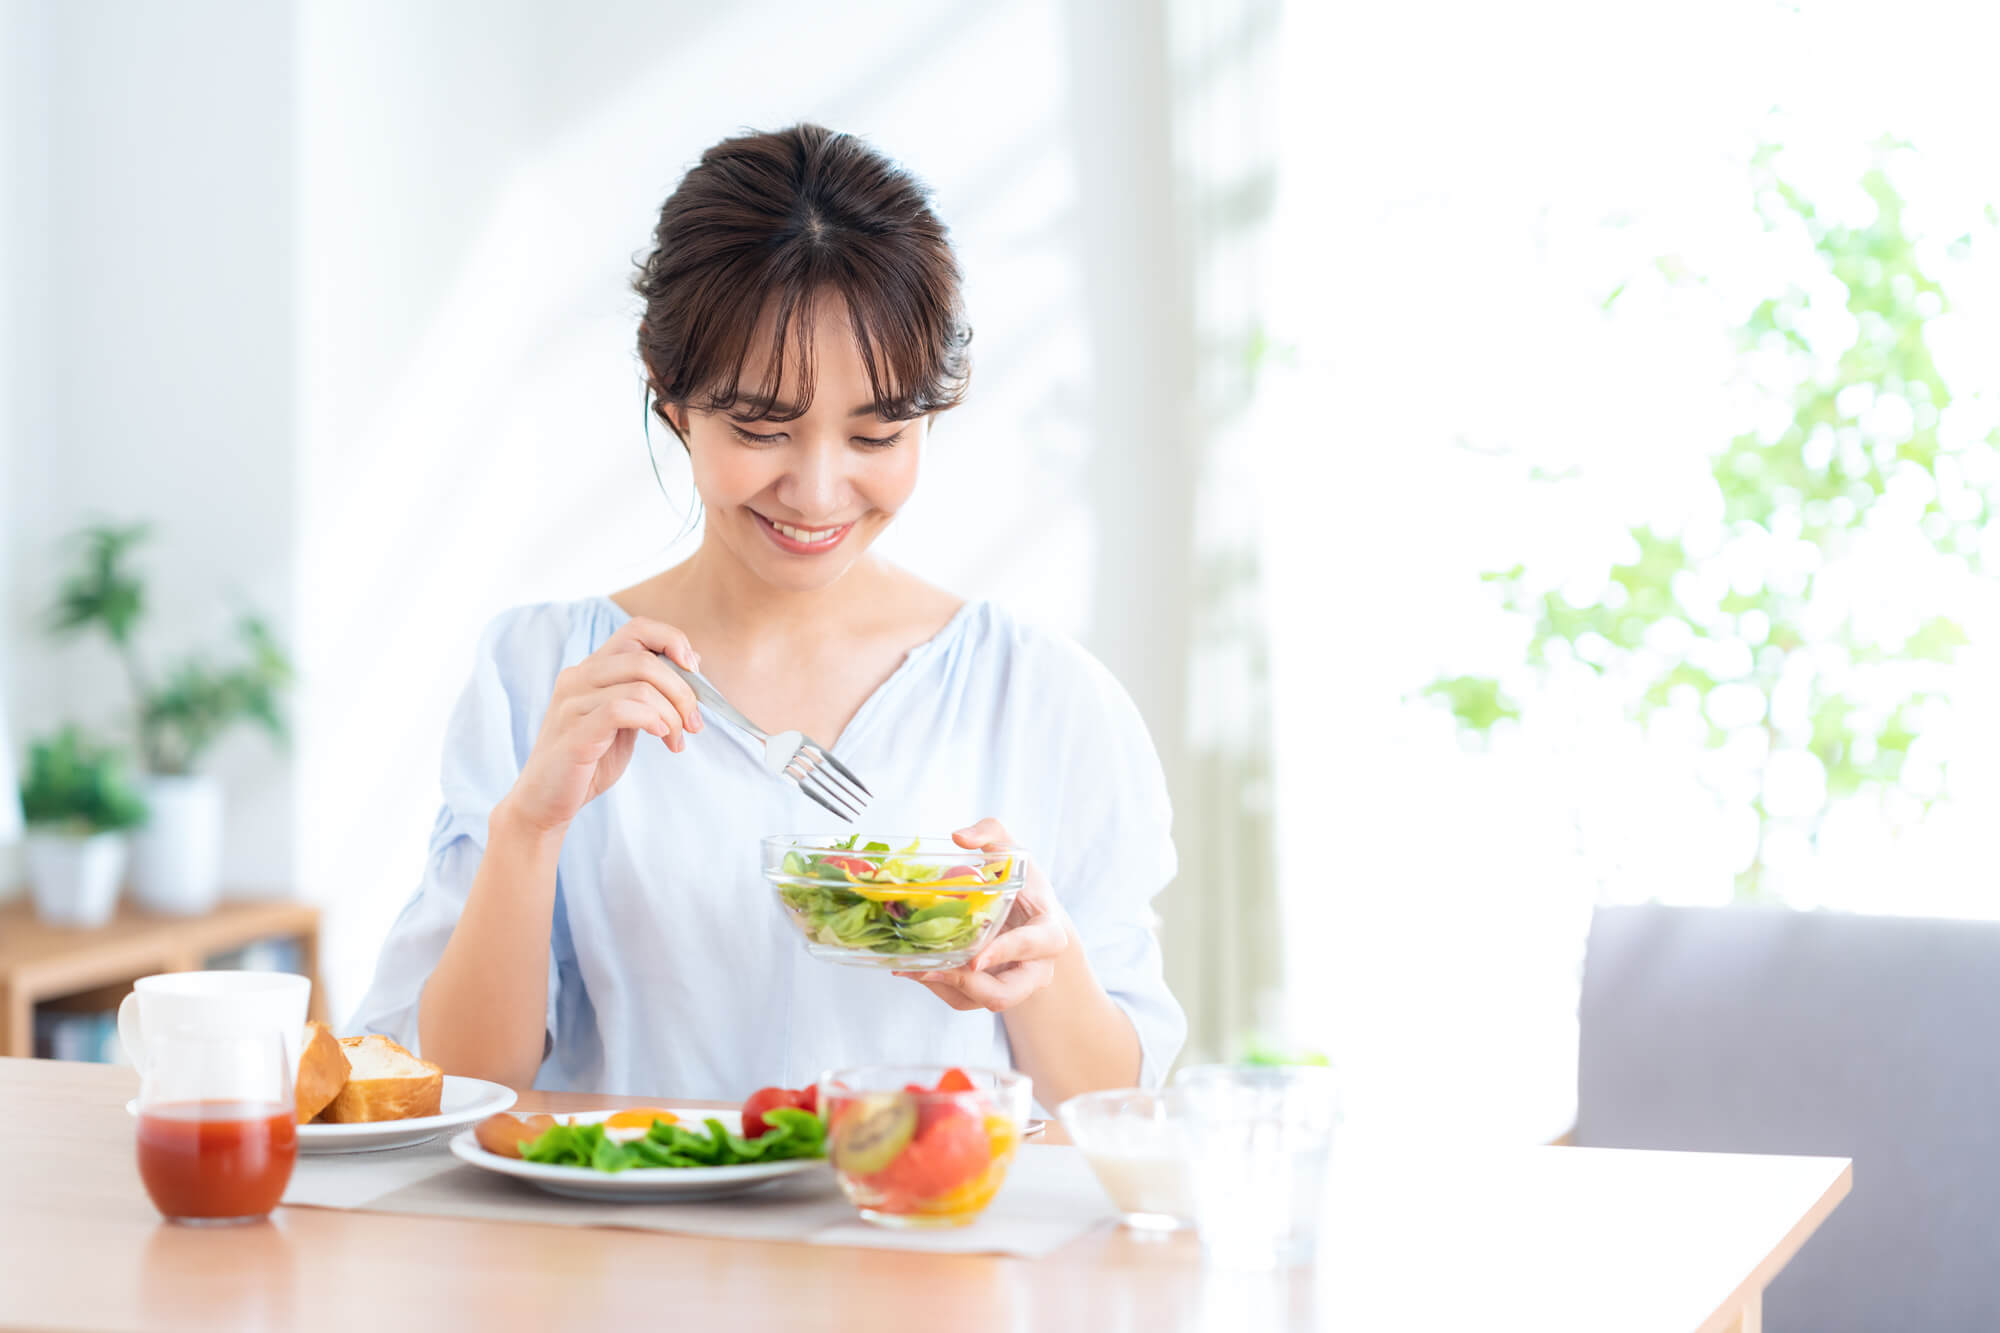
[654,395,690,442]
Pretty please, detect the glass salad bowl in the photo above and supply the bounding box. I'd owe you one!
[819,1065,1031,1228]
[762,835,1026,970]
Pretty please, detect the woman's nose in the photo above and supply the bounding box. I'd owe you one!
[777,438,845,518]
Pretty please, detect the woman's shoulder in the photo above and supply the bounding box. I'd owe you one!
[469,596,626,683]
[948,602,1144,721]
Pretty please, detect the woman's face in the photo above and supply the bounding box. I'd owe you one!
[665,297,927,594]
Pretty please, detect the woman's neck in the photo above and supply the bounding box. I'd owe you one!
[620,535,895,654]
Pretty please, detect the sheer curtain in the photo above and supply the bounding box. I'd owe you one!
[1161,0,1286,1064]
[1056,0,1285,1069]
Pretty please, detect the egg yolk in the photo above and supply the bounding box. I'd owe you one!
[603,1107,678,1130]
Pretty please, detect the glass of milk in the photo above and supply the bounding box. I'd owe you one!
[1057,1089,1195,1232]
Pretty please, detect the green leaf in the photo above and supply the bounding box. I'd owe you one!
[904,899,971,924]
[1904,616,1968,662]
[47,523,150,645]
[1421,676,1521,732]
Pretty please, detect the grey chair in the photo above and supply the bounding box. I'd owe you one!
[1575,905,2000,1333]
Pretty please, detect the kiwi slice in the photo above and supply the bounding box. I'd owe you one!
[830,1092,918,1175]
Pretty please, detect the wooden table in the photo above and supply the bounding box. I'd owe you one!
[0,1059,1849,1333]
[0,899,325,1057]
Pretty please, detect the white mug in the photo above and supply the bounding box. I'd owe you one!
[117,971,312,1075]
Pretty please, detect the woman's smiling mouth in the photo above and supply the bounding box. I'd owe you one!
[754,510,855,553]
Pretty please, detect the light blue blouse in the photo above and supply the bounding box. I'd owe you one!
[351,597,1185,1101]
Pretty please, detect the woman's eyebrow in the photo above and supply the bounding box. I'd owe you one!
[726,397,901,420]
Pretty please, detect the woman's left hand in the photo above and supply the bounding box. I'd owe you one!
[895,817,1071,1012]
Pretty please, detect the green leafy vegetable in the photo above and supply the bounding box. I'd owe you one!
[518,1107,827,1174]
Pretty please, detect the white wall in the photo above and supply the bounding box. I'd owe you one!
[297,0,1179,1019]
[3,0,298,895]
[0,0,49,881]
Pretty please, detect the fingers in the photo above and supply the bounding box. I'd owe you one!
[595,699,675,746]
[904,959,1054,1011]
[898,976,985,1011]
[572,653,703,734]
[570,684,682,751]
[968,912,1069,974]
[953,817,1013,851]
[611,616,699,671]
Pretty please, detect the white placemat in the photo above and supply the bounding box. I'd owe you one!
[284,1140,1114,1258]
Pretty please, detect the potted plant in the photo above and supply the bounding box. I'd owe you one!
[49,523,292,916]
[18,726,149,927]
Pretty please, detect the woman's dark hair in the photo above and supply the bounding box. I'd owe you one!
[634,123,971,443]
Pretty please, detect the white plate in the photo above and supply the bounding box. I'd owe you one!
[125,1075,517,1155]
[447,1107,833,1202]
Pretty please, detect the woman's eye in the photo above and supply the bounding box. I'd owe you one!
[726,423,904,448]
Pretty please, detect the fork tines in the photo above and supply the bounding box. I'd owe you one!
[785,743,870,823]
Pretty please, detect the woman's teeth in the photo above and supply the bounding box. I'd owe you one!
[771,519,842,544]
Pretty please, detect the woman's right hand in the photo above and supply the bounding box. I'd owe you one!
[501,617,704,834]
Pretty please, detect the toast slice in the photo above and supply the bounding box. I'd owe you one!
[317,1035,443,1123]
[295,1020,351,1123]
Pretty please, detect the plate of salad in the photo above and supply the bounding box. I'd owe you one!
[450,1085,833,1202]
[762,834,1027,969]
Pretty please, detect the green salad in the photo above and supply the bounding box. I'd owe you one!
[772,836,1012,958]
[521,1107,826,1174]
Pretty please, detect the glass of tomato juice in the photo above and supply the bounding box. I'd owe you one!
[135,1025,296,1225]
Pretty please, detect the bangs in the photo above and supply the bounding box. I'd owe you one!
[684,263,967,425]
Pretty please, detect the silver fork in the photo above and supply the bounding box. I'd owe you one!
[660,657,873,822]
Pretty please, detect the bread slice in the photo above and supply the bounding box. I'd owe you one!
[317,1035,443,1123]
[295,1020,351,1123]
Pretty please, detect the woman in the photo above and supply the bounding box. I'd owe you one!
[352,125,1183,1110]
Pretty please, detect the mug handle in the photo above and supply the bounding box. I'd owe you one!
[117,990,147,1073]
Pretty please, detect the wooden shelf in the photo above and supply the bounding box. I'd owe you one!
[0,897,324,1057]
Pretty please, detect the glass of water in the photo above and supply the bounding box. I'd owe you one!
[1170,1064,1338,1269]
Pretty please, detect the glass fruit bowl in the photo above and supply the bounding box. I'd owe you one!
[763,835,1026,970]
[819,1065,1031,1228]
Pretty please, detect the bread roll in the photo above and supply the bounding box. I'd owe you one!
[295,1020,351,1124]
[317,1034,444,1122]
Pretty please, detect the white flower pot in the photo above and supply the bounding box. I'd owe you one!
[25,830,128,928]
[129,773,224,916]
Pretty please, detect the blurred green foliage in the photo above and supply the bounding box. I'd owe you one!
[1428,145,1994,899]
[48,524,292,776]
[18,726,149,834]
[1237,1040,1332,1068]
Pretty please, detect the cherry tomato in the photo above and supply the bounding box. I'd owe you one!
[823,855,876,877]
[935,1068,976,1094]
[740,1087,792,1139]
[742,1084,819,1138]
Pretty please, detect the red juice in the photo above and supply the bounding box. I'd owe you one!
[135,1101,296,1222]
